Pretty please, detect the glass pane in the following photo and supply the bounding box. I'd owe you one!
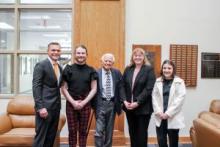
[0,10,15,50]
[0,54,13,94]
[19,54,71,94]
[0,0,15,4]
[20,0,72,4]
[20,10,72,51]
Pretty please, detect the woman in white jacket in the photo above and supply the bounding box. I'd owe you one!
[152,60,186,147]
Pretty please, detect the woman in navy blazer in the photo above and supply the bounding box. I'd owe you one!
[120,48,156,147]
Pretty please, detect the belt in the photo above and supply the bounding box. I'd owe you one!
[101,97,114,102]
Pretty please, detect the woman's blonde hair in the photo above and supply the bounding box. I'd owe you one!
[129,47,150,66]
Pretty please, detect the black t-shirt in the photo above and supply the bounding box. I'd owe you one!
[62,64,97,98]
[163,78,173,112]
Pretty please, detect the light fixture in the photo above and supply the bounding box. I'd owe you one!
[29,25,61,29]
[20,15,51,20]
[1,40,6,43]
[0,22,14,30]
[43,33,68,37]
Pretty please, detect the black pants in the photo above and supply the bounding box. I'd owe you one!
[33,109,60,147]
[126,112,151,147]
[156,120,179,147]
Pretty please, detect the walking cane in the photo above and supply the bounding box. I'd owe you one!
[86,110,94,137]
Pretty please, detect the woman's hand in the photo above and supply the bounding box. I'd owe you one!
[129,102,139,110]
[161,113,170,120]
[72,100,83,110]
[124,100,131,110]
[156,112,170,120]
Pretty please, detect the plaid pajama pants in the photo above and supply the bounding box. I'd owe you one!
[66,101,91,147]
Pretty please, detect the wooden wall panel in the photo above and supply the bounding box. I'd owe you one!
[74,0,124,70]
[74,0,125,132]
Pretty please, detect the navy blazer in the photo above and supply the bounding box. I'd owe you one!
[32,58,62,111]
[94,68,122,115]
[120,64,156,115]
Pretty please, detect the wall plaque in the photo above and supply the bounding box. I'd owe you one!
[170,44,198,87]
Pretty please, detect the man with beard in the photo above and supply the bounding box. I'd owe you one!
[61,44,97,147]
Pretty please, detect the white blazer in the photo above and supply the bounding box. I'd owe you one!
[152,76,186,129]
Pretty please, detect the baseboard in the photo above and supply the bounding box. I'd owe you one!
[60,136,192,145]
[60,137,68,144]
[127,136,192,144]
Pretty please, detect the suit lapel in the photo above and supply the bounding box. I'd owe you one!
[168,80,175,105]
[133,65,144,89]
[157,81,163,101]
[128,67,134,91]
[98,69,103,92]
[46,58,58,82]
[111,69,116,93]
[46,59,55,79]
[58,64,62,85]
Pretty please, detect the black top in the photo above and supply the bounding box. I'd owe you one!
[163,78,173,112]
[62,64,97,98]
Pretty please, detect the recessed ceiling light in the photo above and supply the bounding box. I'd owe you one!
[0,22,14,30]
[1,40,6,43]
[29,25,61,29]
[20,15,51,20]
[43,33,68,37]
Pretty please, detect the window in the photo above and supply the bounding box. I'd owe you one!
[20,0,72,4]
[0,54,13,94]
[0,0,15,4]
[0,10,15,50]
[20,9,72,51]
[0,2,72,96]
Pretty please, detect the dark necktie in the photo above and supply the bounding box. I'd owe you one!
[105,71,111,100]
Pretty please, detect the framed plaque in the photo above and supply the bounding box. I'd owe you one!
[170,44,198,87]
[201,52,220,78]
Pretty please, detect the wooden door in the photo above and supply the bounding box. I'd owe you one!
[74,0,125,134]
[133,44,161,77]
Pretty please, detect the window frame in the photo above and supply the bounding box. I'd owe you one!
[0,2,72,98]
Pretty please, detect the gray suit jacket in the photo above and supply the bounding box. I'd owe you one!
[94,68,122,115]
[32,58,62,111]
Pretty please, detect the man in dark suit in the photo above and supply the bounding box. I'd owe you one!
[94,53,122,147]
[32,42,62,147]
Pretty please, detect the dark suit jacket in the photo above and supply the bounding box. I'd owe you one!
[120,64,156,115]
[94,68,122,115]
[32,58,62,111]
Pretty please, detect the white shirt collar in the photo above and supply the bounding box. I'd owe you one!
[48,56,59,65]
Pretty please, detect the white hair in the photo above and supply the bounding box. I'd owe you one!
[101,53,115,63]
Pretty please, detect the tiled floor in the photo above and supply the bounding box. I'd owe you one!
[61,144,192,147]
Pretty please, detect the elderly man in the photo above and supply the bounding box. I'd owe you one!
[94,53,122,147]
